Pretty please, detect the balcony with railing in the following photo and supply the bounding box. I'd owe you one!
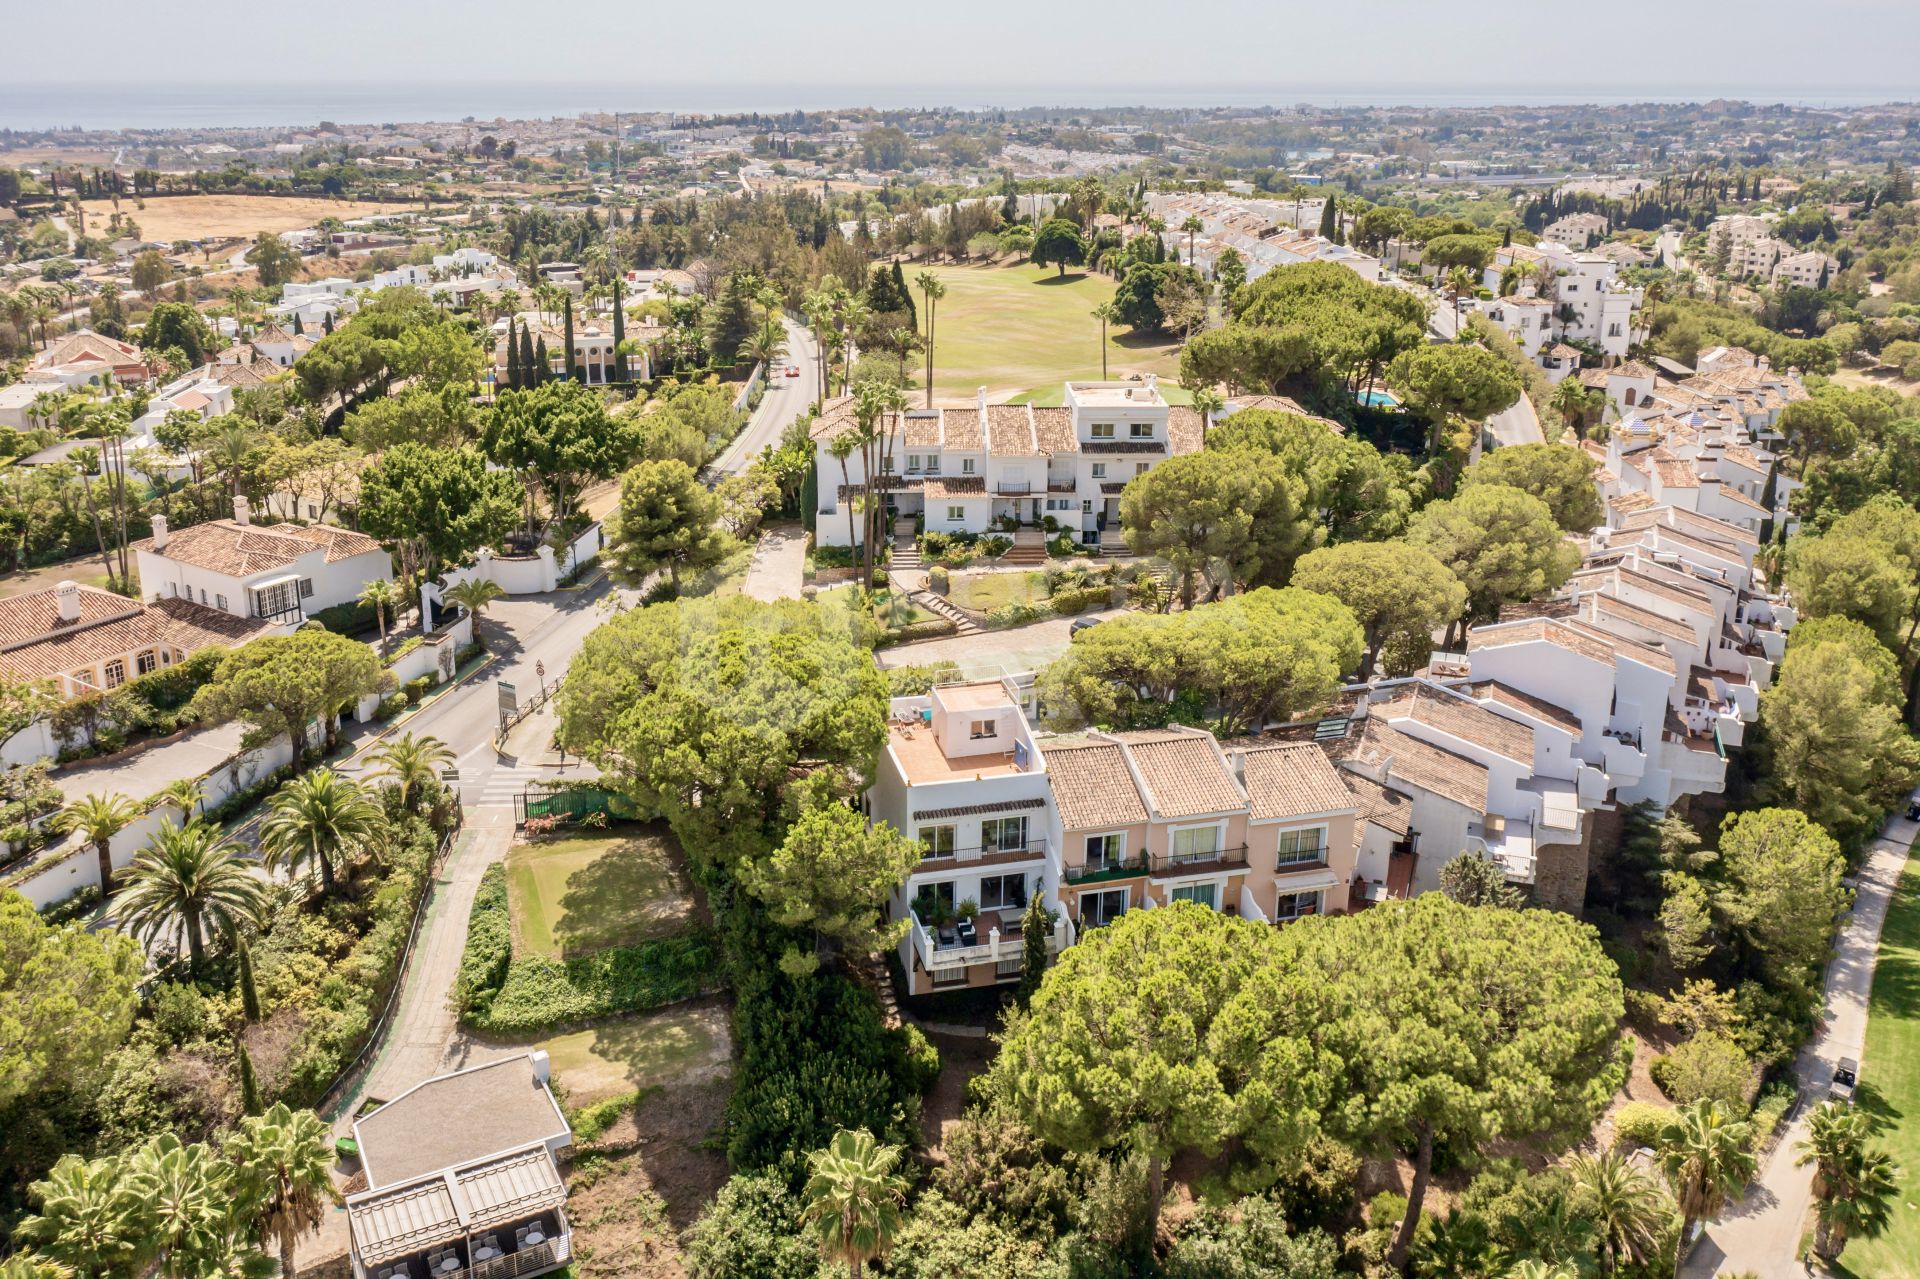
[909,905,1068,981]
[1063,850,1149,885]
[1272,844,1331,875]
[364,1213,570,1279]
[916,836,1050,871]
[1147,844,1250,877]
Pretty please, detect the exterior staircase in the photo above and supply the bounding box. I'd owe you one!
[998,528,1050,565]
[913,589,981,635]
[888,517,922,571]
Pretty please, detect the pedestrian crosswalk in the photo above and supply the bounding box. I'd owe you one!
[462,763,549,809]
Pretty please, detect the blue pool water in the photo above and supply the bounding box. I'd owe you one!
[1355,389,1401,409]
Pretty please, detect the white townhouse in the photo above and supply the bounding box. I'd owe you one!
[1542,212,1610,249]
[1483,241,1642,361]
[132,497,393,625]
[812,378,1205,550]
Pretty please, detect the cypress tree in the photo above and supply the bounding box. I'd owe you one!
[894,260,916,329]
[322,311,334,334]
[291,313,303,335]
[506,318,522,390]
[237,1040,262,1116]
[563,295,576,382]
[521,324,538,383]
[1502,227,1512,247]
[611,277,628,383]
[1318,194,1338,242]
[535,334,550,382]
[237,940,261,1022]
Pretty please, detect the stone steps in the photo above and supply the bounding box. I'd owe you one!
[913,590,981,635]
[998,528,1050,565]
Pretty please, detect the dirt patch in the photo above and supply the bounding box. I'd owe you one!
[80,195,415,244]
[539,999,733,1106]
[562,1079,732,1279]
[920,1029,996,1155]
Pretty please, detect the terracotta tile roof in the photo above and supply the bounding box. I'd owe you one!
[1465,679,1584,738]
[1585,592,1697,644]
[1613,360,1655,379]
[210,360,272,389]
[1619,521,1743,568]
[1469,617,1620,669]
[942,405,985,451]
[1031,408,1077,453]
[1040,739,1147,830]
[1167,408,1206,455]
[1110,728,1246,818]
[0,584,143,650]
[131,519,383,577]
[923,476,987,500]
[1620,504,1757,549]
[1653,456,1700,489]
[1608,491,1657,516]
[986,405,1039,456]
[1234,742,1357,820]
[1330,717,1488,813]
[1374,681,1534,766]
[1562,616,1678,674]
[0,596,270,683]
[36,331,144,369]
[1343,772,1413,837]
[902,413,942,448]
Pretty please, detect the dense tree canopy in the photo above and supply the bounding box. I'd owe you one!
[1408,484,1579,627]
[1714,808,1850,990]
[483,379,634,539]
[607,458,734,588]
[738,802,920,978]
[357,444,521,599]
[1,890,140,1108]
[1292,542,1466,677]
[1181,262,1427,398]
[1206,408,1414,543]
[1460,444,1605,534]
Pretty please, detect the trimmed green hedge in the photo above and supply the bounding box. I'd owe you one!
[455,864,512,1018]
[466,932,721,1035]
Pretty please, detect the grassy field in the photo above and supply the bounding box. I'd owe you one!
[79,195,414,243]
[505,830,695,960]
[916,262,1184,403]
[1838,853,1920,1279]
[949,570,1048,613]
[539,1002,732,1106]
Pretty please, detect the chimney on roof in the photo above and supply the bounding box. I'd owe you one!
[152,514,169,551]
[233,496,251,527]
[530,1050,551,1087]
[977,386,987,415]
[54,580,79,624]
[1145,373,1158,396]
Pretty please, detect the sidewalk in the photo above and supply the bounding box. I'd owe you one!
[1684,798,1917,1277]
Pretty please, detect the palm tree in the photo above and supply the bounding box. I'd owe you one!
[836,293,871,393]
[1655,1099,1755,1271]
[1812,1145,1898,1258]
[1549,376,1594,441]
[16,1153,146,1279]
[58,792,142,899]
[225,1103,341,1279]
[913,272,945,408]
[128,1134,233,1279]
[261,769,381,896]
[827,432,860,560]
[150,778,207,824]
[1567,1149,1671,1276]
[737,321,788,370]
[0,1253,75,1279]
[1505,1263,1575,1279]
[1445,264,1477,332]
[444,577,505,637]
[800,1129,908,1279]
[359,578,397,655]
[369,732,454,814]
[1795,1100,1892,1258]
[802,282,841,409]
[1090,301,1116,380]
[112,821,267,969]
[1181,215,1203,267]
[852,380,907,587]
[1191,386,1224,426]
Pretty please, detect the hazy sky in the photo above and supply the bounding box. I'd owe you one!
[11,0,1920,102]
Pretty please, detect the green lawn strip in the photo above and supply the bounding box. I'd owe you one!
[1837,851,1920,1278]
[474,931,721,1036]
[541,1004,729,1109]
[949,571,1047,613]
[505,832,691,959]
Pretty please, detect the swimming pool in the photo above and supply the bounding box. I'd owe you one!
[1354,389,1401,409]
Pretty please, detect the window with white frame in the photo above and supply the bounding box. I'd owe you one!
[980,873,1028,911]
[919,825,956,858]
[136,650,158,676]
[1091,462,1107,479]
[1090,422,1115,439]
[1135,462,1150,475]
[1170,882,1219,909]
[1081,887,1128,927]
[961,458,976,474]
[1170,825,1222,864]
[104,660,126,689]
[1273,889,1324,921]
[1276,826,1328,866]
[948,505,965,522]
[299,578,314,599]
[215,593,228,613]
[969,718,998,740]
[981,815,1028,853]
[1084,832,1123,871]
[907,454,923,472]
[1129,422,1152,438]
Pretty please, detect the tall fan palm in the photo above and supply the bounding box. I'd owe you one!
[127,1134,234,1279]
[359,577,397,655]
[226,1103,342,1279]
[111,821,268,969]
[1813,1145,1898,1258]
[58,792,142,899]
[261,769,381,896]
[1090,301,1116,380]
[368,732,454,814]
[1566,1148,1671,1276]
[913,271,945,408]
[1655,1100,1755,1271]
[16,1153,146,1279]
[800,1129,909,1279]
[1181,214,1203,267]
[1795,1100,1890,1257]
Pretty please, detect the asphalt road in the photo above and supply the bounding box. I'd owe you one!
[708,316,820,477]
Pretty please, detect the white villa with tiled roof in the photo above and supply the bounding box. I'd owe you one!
[132,498,392,624]
[0,579,276,700]
[811,378,1205,550]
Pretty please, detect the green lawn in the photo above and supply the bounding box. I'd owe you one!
[538,1003,731,1105]
[916,262,1184,403]
[949,570,1048,613]
[506,829,695,960]
[1839,852,1920,1279]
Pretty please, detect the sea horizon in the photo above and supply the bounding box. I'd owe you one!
[1,81,1916,132]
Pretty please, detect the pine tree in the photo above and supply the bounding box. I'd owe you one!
[506,318,522,390]
[534,334,549,383]
[1318,194,1339,242]
[612,277,627,382]
[893,260,916,329]
[237,1040,263,1116]
[238,940,261,1022]
[562,295,577,382]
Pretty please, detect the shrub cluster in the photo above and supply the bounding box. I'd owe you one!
[469,932,721,1035]
[49,647,229,758]
[454,863,513,1019]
